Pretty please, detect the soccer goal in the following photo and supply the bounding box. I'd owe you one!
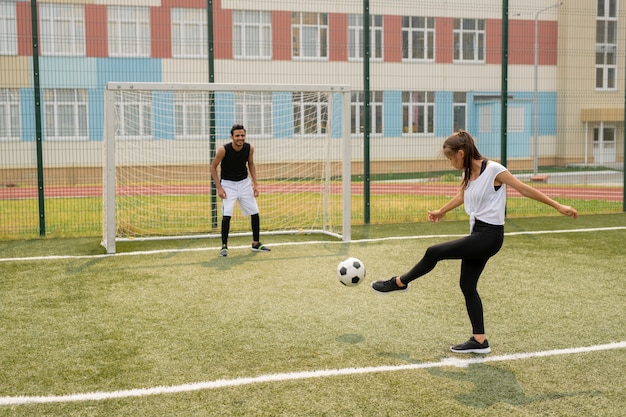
[102,82,351,254]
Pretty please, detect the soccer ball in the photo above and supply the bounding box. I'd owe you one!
[337,257,366,287]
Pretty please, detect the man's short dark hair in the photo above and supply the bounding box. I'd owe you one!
[231,124,246,136]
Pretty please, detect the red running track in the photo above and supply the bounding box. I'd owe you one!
[0,183,622,201]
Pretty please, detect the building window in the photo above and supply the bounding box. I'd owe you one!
[172,8,207,58]
[0,89,20,142]
[351,91,383,134]
[402,91,434,134]
[40,4,85,56]
[174,92,211,138]
[402,16,435,61]
[454,19,485,62]
[293,92,328,135]
[292,12,328,60]
[108,6,150,58]
[596,0,618,90]
[348,14,383,61]
[44,89,88,141]
[233,10,272,60]
[453,92,466,132]
[115,92,152,139]
[0,3,17,56]
[235,92,273,137]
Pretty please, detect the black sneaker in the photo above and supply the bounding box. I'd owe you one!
[450,337,491,354]
[371,277,409,294]
[251,242,271,252]
[219,245,228,257]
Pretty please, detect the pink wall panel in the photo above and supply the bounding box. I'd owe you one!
[329,13,348,62]
[151,6,172,59]
[535,20,558,66]
[486,19,502,65]
[384,15,402,63]
[272,11,292,61]
[162,0,207,8]
[213,0,232,59]
[436,17,453,64]
[85,5,108,58]
[16,2,32,56]
[487,19,557,66]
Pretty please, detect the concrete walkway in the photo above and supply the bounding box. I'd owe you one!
[517,169,623,186]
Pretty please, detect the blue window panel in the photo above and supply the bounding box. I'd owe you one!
[215,91,234,140]
[330,92,343,139]
[465,92,478,135]
[40,57,97,88]
[537,92,557,136]
[435,90,453,136]
[273,92,292,139]
[383,90,402,138]
[96,58,162,89]
[466,91,558,159]
[153,91,174,140]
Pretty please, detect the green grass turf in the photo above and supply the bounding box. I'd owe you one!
[0,214,624,416]
[0,187,622,240]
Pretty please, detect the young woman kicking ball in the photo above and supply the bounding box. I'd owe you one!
[371,130,578,353]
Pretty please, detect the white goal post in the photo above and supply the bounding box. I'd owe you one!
[102,82,351,254]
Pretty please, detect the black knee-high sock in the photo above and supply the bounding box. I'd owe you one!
[221,216,231,245]
[251,213,260,242]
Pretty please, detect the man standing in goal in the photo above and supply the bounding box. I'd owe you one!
[210,123,271,256]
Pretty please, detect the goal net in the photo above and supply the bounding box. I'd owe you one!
[102,82,351,254]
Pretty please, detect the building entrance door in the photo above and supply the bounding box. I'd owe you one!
[593,125,616,164]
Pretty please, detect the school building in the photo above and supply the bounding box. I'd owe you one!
[0,0,623,186]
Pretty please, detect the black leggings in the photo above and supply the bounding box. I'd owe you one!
[400,220,504,334]
[221,213,260,245]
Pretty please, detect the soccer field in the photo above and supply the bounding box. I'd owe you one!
[0,214,625,416]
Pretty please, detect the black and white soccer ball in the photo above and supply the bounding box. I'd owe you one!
[337,257,366,287]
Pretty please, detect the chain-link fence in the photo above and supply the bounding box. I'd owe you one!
[0,0,623,240]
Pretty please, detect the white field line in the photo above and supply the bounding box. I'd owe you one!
[1,226,626,263]
[1,341,625,406]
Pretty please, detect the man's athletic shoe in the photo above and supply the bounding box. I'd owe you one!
[450,337,491,354]
[251,242,271,252]
[220,245,228,257]
[371,277,409,294]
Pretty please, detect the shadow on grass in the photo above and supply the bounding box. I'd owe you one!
[427,363,599,408]
[379,352,600,408]
[201,249,346,272]
[335,333,366,344]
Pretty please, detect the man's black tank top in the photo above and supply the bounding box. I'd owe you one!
[220,142,250,181]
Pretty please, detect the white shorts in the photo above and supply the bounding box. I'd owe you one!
[220,177,259,217]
